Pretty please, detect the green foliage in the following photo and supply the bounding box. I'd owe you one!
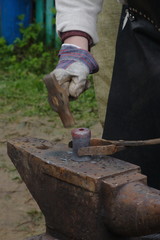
[18,14,25,21]
[0,38,15,67]
[0,23,58,74]
[0,23,98,127]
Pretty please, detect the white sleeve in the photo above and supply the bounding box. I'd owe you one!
[55,0,104,44]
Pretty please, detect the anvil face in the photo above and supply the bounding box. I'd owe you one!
[7,137,160,240]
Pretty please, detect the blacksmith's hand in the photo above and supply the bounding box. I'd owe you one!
[51,44,99,98]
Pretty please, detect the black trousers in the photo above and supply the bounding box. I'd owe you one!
[103,7,160,190]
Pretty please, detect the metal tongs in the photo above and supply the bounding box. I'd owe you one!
[74,138,160,156]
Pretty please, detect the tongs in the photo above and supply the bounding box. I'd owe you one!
[72,138,160,156]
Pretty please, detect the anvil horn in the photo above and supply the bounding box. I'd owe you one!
[105,181,160,237]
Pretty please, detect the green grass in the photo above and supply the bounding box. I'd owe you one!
[0,70,50,117]
[0,70,98,126]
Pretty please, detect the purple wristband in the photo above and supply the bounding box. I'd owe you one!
[59,31,94,50]
[56,45,99,74]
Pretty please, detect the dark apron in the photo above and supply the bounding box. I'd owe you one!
[103,1,160,190]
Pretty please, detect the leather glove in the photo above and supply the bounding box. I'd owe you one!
[51,44,99,98]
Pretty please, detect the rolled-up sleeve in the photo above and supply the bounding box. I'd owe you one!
[55,0,104,44]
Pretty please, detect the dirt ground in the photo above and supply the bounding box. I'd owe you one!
[0,114,102,240]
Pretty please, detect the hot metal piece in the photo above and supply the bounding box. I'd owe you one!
[71,128,91,161]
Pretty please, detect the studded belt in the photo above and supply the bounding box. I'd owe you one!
[128,0,160,32]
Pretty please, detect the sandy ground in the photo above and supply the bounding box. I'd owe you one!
[0,114,102,240]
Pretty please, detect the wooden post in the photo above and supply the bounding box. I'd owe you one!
[46,0,54,45]
[35,0,44,26]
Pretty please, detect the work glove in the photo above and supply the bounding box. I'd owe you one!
[51,44,99,98]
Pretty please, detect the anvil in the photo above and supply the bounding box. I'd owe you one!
[7,137,160,240]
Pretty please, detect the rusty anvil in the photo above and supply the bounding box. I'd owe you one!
[7,136,160,240]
